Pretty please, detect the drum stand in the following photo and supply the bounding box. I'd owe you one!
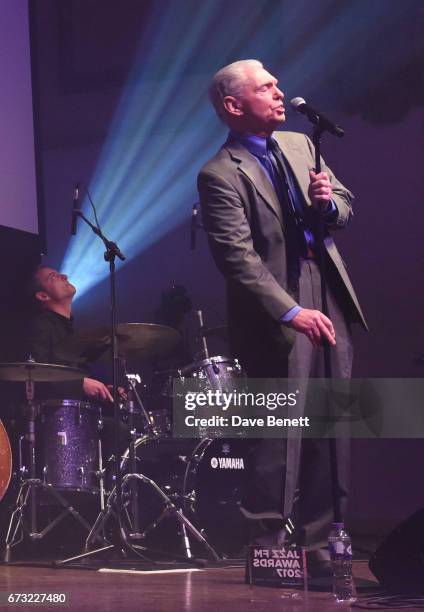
[3,373,100,562]
[121,363,155,540]
[87,472,220,562]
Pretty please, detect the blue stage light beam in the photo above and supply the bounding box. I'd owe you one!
[61,0,414,299]
[61,0,279,298]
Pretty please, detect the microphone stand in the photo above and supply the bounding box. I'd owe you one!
[55,210,151,566]
[311,124,343,525]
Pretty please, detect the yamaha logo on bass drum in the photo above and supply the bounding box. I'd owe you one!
[210,456,245,470]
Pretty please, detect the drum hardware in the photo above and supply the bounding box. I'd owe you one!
[197,324,228,341]
[96,438,106,512]
[78,358,221,561]
[86,354,247,559]
[0,361,104,562]
[118,354,169,539]
[81,461,220,562]
[18,435,25,478]
[83,436,249,558]
[93,413,106,512]
[121,472,220,560]
[123,371,154,435]
[0,346,248,561]
[196,310,209,359]
[0,324,247,562]
[122,366,148,539]
[180,355,245,393]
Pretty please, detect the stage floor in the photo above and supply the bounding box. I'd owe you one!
[0,560,392,611]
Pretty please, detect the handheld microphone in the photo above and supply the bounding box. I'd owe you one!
[290,97,344,138]
[71,183,80,236]
[190,203,198,250]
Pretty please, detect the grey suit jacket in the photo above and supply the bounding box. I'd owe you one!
[198,130,367,354]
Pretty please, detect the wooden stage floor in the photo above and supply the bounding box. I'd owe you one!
[0,560,396,611]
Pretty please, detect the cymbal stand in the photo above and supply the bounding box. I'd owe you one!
[196,309,209,360]
[3,369,96,562]
[79,368,151,547]
[126,373,141,538]
[120,357,155,437]
[121,365,156,539]
[97,419,106,513]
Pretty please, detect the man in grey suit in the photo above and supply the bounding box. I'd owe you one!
[198,60,367,563]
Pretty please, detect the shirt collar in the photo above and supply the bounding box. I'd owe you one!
[229,130,275,159]
[43,308,74,325]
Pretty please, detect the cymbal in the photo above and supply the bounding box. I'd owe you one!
[65,323,181,361]
[0,362,85,382]
[115,323,181,359]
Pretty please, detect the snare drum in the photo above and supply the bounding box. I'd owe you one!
[38,399,102,494]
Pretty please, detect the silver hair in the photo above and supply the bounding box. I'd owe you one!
[209,59,263,122]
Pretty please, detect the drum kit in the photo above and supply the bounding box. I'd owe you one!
[0,321,249,563]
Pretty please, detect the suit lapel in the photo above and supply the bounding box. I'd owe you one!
[273,132,311,207]
[224,140,284,227]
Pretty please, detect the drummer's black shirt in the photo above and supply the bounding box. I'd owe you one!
[27,309,86,399]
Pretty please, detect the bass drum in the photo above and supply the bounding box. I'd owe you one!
[120,436,251,557]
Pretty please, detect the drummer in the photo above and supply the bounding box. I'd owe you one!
[27,265,113,402]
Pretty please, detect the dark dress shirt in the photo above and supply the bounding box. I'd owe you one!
[27,309,86,399]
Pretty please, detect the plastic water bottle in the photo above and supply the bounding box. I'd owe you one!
[328,522,356,603]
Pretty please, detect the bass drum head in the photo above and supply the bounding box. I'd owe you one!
[184,438,250,557]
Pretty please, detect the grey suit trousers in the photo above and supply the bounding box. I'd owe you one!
[242,258,352,549]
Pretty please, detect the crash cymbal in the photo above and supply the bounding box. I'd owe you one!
[0,362,84,382]
[65,323,181,361]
